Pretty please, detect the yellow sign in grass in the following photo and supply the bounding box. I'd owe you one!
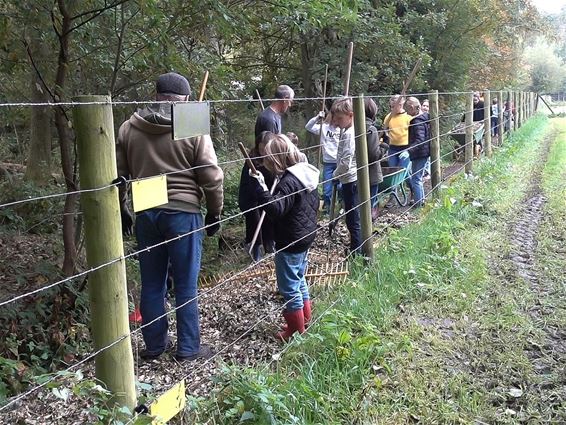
[132,175,168,212]
[150,379,186,424]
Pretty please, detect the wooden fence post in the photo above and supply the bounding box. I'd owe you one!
[484,90,492,157]
[517,91,521,128]
[73,95,136,409]
[465,92,474,174]
[508,90,513,135]
[498,90,504,144]
[429,90,441,194]
[513,90,519,132]
[353,95,373,259]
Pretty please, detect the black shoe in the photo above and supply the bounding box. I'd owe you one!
[175,344,214,362]
[140,340,173,360]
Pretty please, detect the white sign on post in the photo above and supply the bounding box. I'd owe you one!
[171,101,210,140]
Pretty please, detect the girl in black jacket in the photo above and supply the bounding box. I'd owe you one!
[250,134,320,341]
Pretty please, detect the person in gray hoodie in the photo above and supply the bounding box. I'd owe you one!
[331,97,361,254]
[250,134,319,341]
[116,72,223,362]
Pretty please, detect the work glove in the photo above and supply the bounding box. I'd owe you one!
[121,207,134,237]
[205,213,221,237]
[317,110,326,120]
[249,169,268,193]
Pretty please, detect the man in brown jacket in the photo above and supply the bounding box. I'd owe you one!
[116,72,223,361]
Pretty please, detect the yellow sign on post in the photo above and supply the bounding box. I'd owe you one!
[132,175,168,213]
[150,379,186,424]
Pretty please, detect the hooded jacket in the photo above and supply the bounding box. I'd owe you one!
[366,119,387,185]
[116,110,223,215]
[332,125,357,184]
[256,162,320,253]
[407,112,431,160]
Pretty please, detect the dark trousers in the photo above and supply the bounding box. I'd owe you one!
[342,181,361,254]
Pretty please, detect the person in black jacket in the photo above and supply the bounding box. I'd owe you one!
[405,97,430,207]
[249,134,320,341]
[238,131,276,260]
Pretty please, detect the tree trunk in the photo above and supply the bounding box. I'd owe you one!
[25,39,52,186]
[54,0,78,276]
[300,41,316,145]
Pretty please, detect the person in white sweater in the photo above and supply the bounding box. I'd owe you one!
[305,111,341,212]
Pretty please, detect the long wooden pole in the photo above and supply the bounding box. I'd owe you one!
[353,95,373,258]
[343,42,354,96]
[484,90,492,157]
[317,64,329,168]
[429,90,441,194]
[464,92,474,174]
[255,89,265,110]
[400,58,422,96]
[507,90,513,139]
[513,90,519,132]
[73,95,136,409]
[329,42,354,236]
[537,93,554,114]
[198,71,209,102]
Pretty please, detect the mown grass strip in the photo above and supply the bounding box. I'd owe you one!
[186,115,552,425]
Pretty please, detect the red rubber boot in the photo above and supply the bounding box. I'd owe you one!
[276,309,305,342]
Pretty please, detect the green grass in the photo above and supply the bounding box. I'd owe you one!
[182,114,564,424]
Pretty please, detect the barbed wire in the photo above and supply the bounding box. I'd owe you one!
[0,118,483,308]
[0,90,508,108]
[0,110,529,413]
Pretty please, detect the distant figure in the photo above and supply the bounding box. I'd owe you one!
[491,98,499,137]
[116,72,223,362]
[305,110,341,213]
[473,91,485,122]
[382,94,412,171]
[254,85,295,138]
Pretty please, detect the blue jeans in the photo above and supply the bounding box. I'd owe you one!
[370,184,379,208]
[387,146,411,171]
[322,162,340,209]
[410,157,428,205]
[135,209,203,357]
[274,250,309,312]
[342,181,361,253]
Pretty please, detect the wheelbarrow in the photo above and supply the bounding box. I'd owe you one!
[376,166,409,207]
[450,122,485,161]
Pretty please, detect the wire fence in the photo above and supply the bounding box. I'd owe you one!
[0,91,533,417]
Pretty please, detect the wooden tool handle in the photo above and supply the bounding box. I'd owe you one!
[255,89,265,110]
[400,58,422,96]
[198,71,209,102]
[238,142,258,174]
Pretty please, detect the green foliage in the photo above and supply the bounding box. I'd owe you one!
[0,284,91,401]
[0,177,64,233]
[185,114,551,424]
[36,370,154,424]
[523,40,566,93]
